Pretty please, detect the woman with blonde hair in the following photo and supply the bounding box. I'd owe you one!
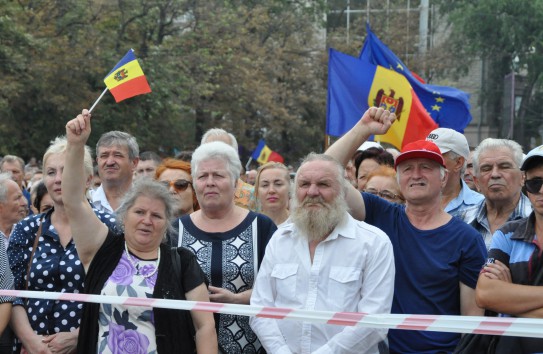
[8,136,118,354]
[253,162,291,226]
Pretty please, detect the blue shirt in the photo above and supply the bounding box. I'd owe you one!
[487,213,543,351]
[445,179,484,222]
[463,193,532,249]
[363,193,487,354]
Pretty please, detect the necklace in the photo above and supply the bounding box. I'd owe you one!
[124,242,160,279]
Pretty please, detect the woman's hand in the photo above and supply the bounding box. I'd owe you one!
[208,286,251,304]
[65,109,91,146]
[20,333,52,354]
[41,330,78,354]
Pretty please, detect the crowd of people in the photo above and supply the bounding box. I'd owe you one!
[0,106,540,353]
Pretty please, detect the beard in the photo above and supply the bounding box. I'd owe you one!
[290,194,349,242]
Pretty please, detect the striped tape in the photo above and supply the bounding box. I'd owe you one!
[1,290,541,338]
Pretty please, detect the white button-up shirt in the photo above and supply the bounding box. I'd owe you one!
[89,185,114,213]
[250,214,395,354]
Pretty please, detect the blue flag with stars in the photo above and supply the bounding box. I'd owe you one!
[360,23,472,132]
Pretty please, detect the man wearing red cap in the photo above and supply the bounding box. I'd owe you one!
[326,107,487,354]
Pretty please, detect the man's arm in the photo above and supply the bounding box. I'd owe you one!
[476,273,543,315]
[325,107,396,221]
[459,282,484,316]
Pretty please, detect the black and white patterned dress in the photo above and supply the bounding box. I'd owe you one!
[176,211,276,354]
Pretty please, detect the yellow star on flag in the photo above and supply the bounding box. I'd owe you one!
[396,62,404,71]
[435,97,445,103]
[432,105,441,111]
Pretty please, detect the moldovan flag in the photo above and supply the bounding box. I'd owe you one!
[327,48,437,149]
[104,49,152,103]
[252,140,284,164]
[360,23,472,131]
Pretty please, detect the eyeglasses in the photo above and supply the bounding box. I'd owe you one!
[364,188,403,201]
[160,179,192,192]
[525,178,543,194]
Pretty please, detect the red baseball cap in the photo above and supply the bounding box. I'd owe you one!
[394,140,446,170]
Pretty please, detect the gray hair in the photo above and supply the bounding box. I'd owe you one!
[115,178,176,239]
[472,138,523,177]
[0,173,13,203]
[295,153,349,198]
[200,128,239,152]
[443,150,467,176]
[96,131,139,161]
[0,155,24,171]
[44,136,94,177]
[191,141,242,187]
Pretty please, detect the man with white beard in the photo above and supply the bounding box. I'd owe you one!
[250,153,395,354]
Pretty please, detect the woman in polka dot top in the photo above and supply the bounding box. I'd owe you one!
[7,137,118,354]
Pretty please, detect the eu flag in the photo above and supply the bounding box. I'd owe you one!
[360,23,472,132]
[327,49,437,149]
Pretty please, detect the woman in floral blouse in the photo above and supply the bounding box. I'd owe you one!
[63,110,217,353]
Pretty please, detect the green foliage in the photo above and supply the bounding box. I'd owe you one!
[0,0,327,166]
[436,0,543,148]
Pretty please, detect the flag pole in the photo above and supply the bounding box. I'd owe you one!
[245,157,253,172]
[89,88,108,113]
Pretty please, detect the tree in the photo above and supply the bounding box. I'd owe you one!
[436,0,543,148]
[0,0,328,167]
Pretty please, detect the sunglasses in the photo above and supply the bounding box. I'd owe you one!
[160,179,192,192]
[364,188,403,201]
[525,178,543,194]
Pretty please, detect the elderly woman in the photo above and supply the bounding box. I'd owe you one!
[174,141,276,353]
[155,158,198,218]
[355,147,394,191]
[364,166,405,204]
[7,137,118,354]
[63,110,217,353]
[253,162,291,226]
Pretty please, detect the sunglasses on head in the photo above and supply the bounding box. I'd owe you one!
[160,179,192,192]
[525,178,543,194]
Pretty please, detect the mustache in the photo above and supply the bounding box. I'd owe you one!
[301,196,327,207]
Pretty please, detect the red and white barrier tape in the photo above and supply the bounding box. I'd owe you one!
[1,290,541,338]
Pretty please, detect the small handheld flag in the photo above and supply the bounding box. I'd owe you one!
[89,49,152,113]
[251,140,284,164]
[104,49,152,103]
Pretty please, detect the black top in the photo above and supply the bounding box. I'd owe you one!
[78,230,206,353]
